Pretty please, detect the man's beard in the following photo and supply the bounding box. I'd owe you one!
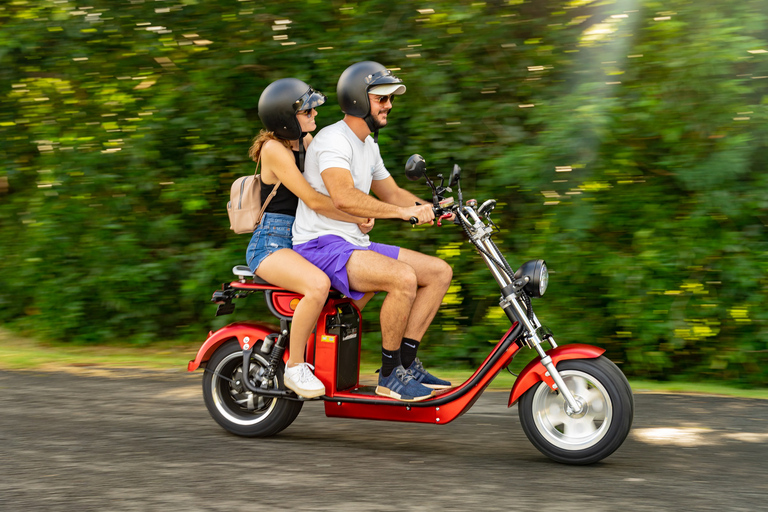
[369,110,389,130]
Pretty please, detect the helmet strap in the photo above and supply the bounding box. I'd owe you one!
[298,132,306,171]
[364,113,376,132]
[363,114,379,143]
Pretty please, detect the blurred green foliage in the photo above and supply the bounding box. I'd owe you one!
[1,0,767,385]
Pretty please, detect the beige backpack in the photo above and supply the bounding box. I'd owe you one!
[227,157,281,234]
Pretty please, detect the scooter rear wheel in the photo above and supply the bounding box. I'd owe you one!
[202,339,303,437]
[518,356,633,465]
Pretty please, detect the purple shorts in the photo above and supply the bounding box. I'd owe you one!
[293,235,400,300]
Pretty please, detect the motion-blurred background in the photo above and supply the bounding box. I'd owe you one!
[1,0,766,386]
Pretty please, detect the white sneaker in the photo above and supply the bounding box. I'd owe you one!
[284,363,326,399]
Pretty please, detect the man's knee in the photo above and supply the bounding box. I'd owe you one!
[436,258,452,283]
[421,255,452,285]
[392,264,418,300]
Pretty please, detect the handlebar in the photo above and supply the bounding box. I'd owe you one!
[409,197,457,227]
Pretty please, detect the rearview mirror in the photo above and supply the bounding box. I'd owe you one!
[449,164,461,187]
[405,154,427,181]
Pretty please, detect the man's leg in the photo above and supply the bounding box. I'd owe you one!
[395,248,453,389]
[397,248,453,341]
[345,250,418,351]
[345,250,434,401]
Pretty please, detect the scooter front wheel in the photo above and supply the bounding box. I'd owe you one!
[518,356,633,465]
[202,339,303,437]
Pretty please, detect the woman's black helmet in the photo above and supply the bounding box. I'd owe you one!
[337,61,405,131]
[258,78,326,140]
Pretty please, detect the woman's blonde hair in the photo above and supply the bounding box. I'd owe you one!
[248,130,292,162]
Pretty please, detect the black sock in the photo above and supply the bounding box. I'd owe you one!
[400,337,420,369]
[381,348,402,377]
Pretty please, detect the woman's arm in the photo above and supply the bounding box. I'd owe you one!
[261,140,366,224]
[303,187,368,224]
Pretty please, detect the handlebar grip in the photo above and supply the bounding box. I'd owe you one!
[409,216,418,226]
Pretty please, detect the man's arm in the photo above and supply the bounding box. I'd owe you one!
[322,168,434,224]
[370,176,430,207]
[263,142,366,225]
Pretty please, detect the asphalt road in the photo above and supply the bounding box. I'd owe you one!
[1,368,767,512]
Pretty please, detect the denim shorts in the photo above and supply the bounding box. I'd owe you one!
[246,212,294,272]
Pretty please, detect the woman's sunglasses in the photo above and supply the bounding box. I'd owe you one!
[296,108,315,118]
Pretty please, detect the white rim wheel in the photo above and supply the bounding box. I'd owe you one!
[530,369,613,451]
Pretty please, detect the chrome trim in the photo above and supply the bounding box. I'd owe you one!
[506,294,582,413]
[480,251,511,289]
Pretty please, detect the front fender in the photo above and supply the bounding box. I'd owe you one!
[187,321,279,372]
[508,344,605,407]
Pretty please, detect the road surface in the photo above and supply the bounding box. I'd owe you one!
[1,369,766,511]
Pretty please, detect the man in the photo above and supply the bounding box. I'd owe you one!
[292,61,452,402]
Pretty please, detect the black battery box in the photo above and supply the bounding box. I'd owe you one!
[325,302,361,390]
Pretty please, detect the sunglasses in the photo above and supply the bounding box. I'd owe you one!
[372,94,395,105]
[296,108,315,118]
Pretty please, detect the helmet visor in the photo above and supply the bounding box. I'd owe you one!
[294,88,327,112]
[364,68,402,87]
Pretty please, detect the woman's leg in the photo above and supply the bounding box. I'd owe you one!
[255,249,331,367]
[352,292,375,311]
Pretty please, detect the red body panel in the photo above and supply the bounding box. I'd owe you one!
[507,343,605,406]
[188,281,305,372]
[308,299,362,393]
[270,291,304,317]
[229,280,284,292]
[192,278,609,425]
[187,321,282,372]
[323,325,522,424]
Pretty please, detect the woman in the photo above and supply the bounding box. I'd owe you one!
[247,78,373,399]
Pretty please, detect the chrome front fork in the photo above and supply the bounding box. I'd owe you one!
[501,294,584,414]
[469,214,582,414]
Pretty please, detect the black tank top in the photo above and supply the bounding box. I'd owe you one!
[261,150,301,216]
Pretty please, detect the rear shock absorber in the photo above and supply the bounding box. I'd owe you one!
[262,319,290,389]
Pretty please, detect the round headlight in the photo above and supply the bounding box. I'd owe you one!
[515,259,548,298]
[538,262,548,296]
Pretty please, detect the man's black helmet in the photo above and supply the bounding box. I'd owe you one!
[258,78,326,140]
[337,61,405,125]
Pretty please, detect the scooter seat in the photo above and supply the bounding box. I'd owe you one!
[231,264,345,299]
[232,265,271,285]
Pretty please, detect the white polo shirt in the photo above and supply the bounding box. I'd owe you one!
[292,120,390,247]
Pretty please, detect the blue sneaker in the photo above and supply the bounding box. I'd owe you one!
[376,365,434,402]
[407,358,452,390]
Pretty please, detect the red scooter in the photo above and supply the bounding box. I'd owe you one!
[188,155,633,465]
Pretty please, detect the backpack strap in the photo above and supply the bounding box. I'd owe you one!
[255,155,281,224]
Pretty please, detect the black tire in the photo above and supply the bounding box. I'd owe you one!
[518,356,633,465]
[202,339,303,437]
